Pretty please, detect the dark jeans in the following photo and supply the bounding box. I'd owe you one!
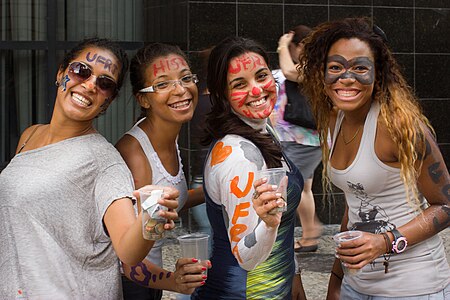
[122,275,163,300]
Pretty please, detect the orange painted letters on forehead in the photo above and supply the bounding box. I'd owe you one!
[228,53,266,75]
[152,56,188,77]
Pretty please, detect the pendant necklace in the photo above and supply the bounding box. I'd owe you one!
[341,125,361,145]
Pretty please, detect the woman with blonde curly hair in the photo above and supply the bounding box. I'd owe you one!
[299,17,449,299]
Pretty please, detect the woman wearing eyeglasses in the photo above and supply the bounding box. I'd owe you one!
[115,43,207,300]
[0,38,198,299]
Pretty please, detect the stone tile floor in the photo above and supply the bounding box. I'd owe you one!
[161,225,450,300]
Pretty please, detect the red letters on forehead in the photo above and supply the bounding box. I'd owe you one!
[228,54,265,75]
[152,57,188,77]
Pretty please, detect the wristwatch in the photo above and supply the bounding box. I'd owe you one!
[391,228,408,254]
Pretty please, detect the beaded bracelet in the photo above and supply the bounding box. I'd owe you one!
[381,232,391,254]
[381,232,392,273]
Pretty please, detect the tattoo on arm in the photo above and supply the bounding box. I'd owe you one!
[432,185,450,231]
[428,162,443,184]
[432,203,450,232]
[129,262,172,287]
[417,138,431,161]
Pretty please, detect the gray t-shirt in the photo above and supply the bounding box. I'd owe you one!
[0,133,134,299]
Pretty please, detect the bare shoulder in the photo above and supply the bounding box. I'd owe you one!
[375,117,399,165]
[115,134,148,166]
[16,124,45,153]
[115,133,152,188]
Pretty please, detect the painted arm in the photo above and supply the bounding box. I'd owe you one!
[207,139,282,271]
[392,131,449,243]
[122,257,209,294]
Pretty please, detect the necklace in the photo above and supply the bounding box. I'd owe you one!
[341,125,361,145]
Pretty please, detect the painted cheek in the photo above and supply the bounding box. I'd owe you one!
[263,80,275,91]
[242,109,255,118]
[231,91,249,108]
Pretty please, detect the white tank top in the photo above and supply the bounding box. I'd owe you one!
[126,118,188,267]
[329,101,450,297]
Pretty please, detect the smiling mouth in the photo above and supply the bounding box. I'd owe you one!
[169,99,191,109]
[72,93,91,107]
[248,97,267,107]
[336,89,360,97]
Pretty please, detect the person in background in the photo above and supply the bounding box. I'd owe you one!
[274,24,323,253]
[0,37,186,299]
[300,17,450,299]
[115,42,208,300]
[191,36,306,300]
[183,47,213,243]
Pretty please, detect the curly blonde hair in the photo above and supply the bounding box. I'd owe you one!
[299,17,434,204]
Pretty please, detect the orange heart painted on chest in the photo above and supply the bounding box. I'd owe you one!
[210,141,232,167]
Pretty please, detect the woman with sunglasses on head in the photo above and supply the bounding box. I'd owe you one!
[0,38,197,299]
[115,43,208,300]
[190,36,305,300]
[299,18,450,299]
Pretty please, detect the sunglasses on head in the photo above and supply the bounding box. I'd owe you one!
[68,61,118,98]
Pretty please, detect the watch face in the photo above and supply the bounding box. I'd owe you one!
[394,237,408,253]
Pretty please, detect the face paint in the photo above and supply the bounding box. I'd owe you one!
[251,86,261,96]
[228,54,265,75]
[61,74,70,91]
[152,56,188,77]
[230,91,249,108]
[325,55,375,85]
[227,52,276,120]
[86,52,119,75]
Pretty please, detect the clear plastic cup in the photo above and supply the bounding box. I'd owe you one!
[177,233,209,274]
[333,230,363,276]
[140,190,166,240]
[255,167,288,214]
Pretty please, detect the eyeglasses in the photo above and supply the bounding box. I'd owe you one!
[139,74,198,93]
[68,61,118,97]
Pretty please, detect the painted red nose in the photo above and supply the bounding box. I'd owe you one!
[251,86,262,96]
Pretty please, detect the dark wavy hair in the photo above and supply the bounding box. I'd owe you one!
[59,37,129,95]
[203,36,282,168]
[129,42,190,119]
[300,17,434,201]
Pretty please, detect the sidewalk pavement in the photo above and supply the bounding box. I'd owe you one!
[161,225,450,300]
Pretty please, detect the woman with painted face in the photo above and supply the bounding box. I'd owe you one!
[190,36,305,299]
[299,18,450,299]
[115,43,208,299]
[0,38,182,299]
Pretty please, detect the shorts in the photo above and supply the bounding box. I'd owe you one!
[281,141,322,179]
[340,281,450,300]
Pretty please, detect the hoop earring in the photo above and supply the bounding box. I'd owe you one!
[55,80,60,87]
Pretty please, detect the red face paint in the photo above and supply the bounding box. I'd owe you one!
[231,91,249,108]
[251,86,261,96]
[228,53,266,74]
[152,56,188,77]
[227,52,276,120]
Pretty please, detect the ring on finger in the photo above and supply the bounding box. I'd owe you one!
[252,190,260,199]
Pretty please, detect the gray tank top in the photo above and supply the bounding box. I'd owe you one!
[329,101,450,296]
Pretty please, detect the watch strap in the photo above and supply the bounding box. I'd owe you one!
[391,228,407,253]
[391,228,402,242]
